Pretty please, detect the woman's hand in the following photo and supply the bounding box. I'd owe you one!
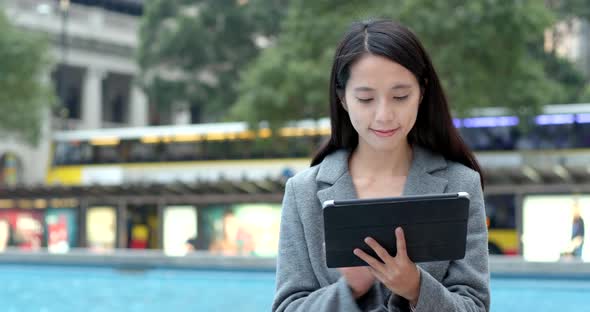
[353,227,421,305]
[337,266,375,299]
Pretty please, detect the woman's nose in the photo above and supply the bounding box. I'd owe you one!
[374,99,394,123]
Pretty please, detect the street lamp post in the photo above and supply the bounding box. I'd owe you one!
[58,0,70,127]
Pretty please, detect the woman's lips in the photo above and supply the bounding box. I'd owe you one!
[371,128,399,137]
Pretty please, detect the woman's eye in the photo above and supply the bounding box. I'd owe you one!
[357,98,373,103]
[394,95,409,101]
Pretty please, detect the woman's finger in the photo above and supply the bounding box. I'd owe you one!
[364,237,394,264]
[353,248,386,273]
[394,227,409,259]
[366,265,387,283]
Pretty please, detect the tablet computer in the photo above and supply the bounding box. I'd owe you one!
[322,192,470,268]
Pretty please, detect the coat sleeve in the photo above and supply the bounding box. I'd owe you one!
[272,178,365,312]
[391,170,491,312]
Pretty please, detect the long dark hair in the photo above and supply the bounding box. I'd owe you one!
[311,19,484,186]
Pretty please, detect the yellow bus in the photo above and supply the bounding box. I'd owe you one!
[46,103,590,255]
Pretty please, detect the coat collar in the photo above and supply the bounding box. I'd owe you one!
[316,145,448,206]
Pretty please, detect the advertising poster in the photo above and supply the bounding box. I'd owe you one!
[163,205,197,256]
[45,208,77,253]
[0,210,43,251]
[198,204,281,257]
[86,206,117,252]
[522,195,589,262]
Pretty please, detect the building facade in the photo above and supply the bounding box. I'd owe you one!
[545,17,590,78]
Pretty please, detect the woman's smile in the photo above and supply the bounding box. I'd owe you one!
[370,127,400,137]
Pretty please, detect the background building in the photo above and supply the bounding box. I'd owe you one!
[546,17,590,77]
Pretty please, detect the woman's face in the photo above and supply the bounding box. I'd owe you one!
[343,54,421,153]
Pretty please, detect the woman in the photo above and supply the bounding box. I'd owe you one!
[272,19,490,312]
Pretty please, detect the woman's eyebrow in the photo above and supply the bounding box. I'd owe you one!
[391,84,412,90]
[353,84,412,92]
[353,86,374,92]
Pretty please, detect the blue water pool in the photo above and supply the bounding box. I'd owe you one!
[0,264,588,311]
[490,276,590,311]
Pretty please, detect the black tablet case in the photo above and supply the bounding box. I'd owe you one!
[323,193,470,268]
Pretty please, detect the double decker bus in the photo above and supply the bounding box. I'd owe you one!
[45,103,590,256]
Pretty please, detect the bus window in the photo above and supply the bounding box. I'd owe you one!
[80,142,93,164]
[54,142,84,165]
[267,136,289,158]
[203,140,232,160]
[249,138,276,159]
[53,142,68,165]
[285,135,316,158]
[94,145,120,164]
[193,141,206,160]
[530,124,571,149]
[459,126,516,151]
[230,139,253,160]
[119,141,131,163]
[166,142,198,162]
[129,141,157,163]
[576,123,590,147]
[309,135,327,157]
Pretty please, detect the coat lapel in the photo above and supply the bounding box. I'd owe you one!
[316,149,358,207]
[403,145,448,196]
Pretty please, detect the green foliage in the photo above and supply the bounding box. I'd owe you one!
[396,1,557,117]
[137,0,287,121]
[141,0,590,126]
[231,0,399,125]
[535,47,587,104]
[0,10,55,145]
[580,84,590,102]
[232,0,569,123]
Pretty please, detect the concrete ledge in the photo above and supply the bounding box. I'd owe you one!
[1,251,589,277]
[0,249,276,271]
[488,255,590,278]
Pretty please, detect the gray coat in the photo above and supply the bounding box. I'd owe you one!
[272,146,490,312]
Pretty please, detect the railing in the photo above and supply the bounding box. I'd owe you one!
[3,0,139,47]
[51,117,133,131]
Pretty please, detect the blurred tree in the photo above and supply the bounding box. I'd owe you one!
[396,1,559,117]
[137,0,287,122]
[232,0,562,125]
[580,84,590,102]
[0,10,55,145]
[231,1,379,127]
[533,45,587,104]
[231,1,407,127]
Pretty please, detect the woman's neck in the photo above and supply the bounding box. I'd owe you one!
[349,141,413,179]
